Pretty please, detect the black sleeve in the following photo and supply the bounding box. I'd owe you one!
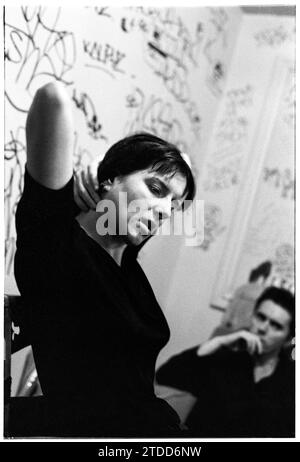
[156,346,223,396]
[14,167,78,294]
[15,167,77,235]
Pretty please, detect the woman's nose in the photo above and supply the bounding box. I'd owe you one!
[156,196,172,221]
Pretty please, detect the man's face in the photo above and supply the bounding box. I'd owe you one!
[250,300,292,356]
[102,169,187,246]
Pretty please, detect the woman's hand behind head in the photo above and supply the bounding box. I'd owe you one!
[74,162,100,212]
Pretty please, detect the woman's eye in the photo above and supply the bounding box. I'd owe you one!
[150,184,162,196]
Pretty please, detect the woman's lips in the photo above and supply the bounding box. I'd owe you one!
[138,219,156,235]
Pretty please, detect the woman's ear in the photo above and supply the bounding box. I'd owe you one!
[100,179,113,192]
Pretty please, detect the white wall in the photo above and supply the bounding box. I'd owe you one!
[139,6,242,306]
[149,12,295,368]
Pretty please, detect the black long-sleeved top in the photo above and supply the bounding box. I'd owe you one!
[14,169,180,437]
[156,346,295,438]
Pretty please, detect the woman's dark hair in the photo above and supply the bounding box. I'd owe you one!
[254,287,295,338]
[97,132,196,206]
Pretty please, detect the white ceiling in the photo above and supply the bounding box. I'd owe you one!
[241,6,295,16]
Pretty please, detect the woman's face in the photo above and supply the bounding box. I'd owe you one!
[102,168,187,246]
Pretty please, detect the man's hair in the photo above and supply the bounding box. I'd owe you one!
[254,287,295,338]
[97,132,196,208]
[249,261,272,283]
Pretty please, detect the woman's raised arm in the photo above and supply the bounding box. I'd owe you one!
[26,81,74,190]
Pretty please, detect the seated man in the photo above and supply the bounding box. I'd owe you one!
[156,287,295,437]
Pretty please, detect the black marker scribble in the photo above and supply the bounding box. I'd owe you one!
[218,86,252,146]
[4,7,76,111]
[203,8,229,98]
[119,7,202,138]
[72,88,107,141]
[4,127,27,274]
[124,87,187,152]
[254,24,295,48]
[84,63,116,80]
[281,67,295,129]
[263,167,294,200]
[243,202,291,260]
[200,203,226,251]
[93,7,112,18]
[203,84,253,191]
[4,91,28,113]
[72,131,95,172]
[83,39,126,75]
[273,243,294,286]
[203,158,242,192]
[148,41,168,59]
[126,7,203,65]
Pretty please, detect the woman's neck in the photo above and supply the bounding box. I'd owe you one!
[76,210,127,266]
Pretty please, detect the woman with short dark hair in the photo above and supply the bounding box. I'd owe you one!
[14,82,196,437]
